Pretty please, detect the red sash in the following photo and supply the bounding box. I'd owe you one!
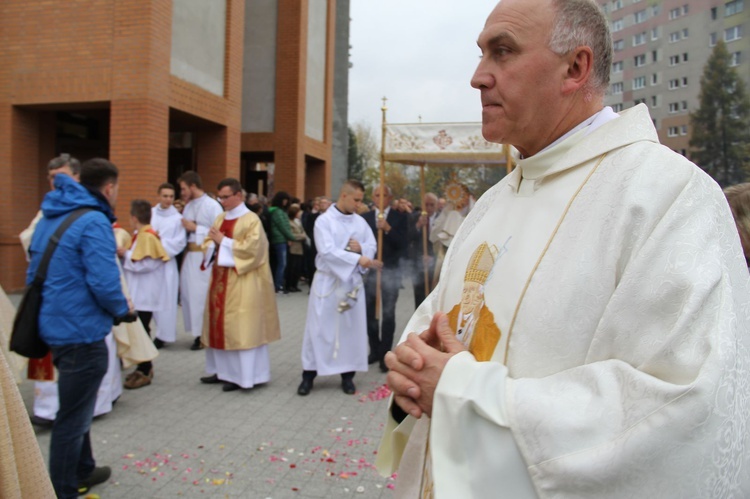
[207,218,238,349]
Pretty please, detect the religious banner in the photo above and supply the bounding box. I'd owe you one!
[383,122,513,165]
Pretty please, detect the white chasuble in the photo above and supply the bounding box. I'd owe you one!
[301,205,377,376]
[377,105,750,498]
[201,204,280,388]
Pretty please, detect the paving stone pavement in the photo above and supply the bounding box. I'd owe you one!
[15,277,421,498]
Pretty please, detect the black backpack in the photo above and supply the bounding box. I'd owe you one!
[10,208,92,358]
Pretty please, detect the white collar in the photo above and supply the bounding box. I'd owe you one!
[225,203,250,220]
[153,204,178,217]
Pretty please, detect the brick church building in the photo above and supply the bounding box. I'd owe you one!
[0,0,350,290]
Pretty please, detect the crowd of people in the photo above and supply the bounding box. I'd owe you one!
[10,152,456,497]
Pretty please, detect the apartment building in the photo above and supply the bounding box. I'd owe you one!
[602,0,750,156]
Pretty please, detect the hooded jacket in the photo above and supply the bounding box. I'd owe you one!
[268,206,296,245]
[27,174,129,346]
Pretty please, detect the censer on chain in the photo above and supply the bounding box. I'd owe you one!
[337,284,362,313]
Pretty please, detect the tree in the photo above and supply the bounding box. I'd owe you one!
[347,122,378,182]
[690,40,750,187]
[347,127,362,180]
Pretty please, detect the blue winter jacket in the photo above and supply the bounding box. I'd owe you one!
[26,174,129,346]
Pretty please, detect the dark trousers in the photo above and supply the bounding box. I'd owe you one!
[49,340,109,499]
[136,310,153,374]
[303,243,317,283]
[285,253,303,290]
[365,268,401,361]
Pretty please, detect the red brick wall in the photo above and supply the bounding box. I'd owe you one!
[0,107,40,290]
[110,99,170,220]
[240,0,335,201]
[0,0,246,290]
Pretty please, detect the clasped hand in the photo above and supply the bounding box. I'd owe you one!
[384,312,466,419]
[208,226,224,245]
[347,238,362,254]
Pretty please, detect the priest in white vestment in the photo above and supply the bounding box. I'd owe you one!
[377,1,750,498]
[178,171,223,350]
[200,178,281,392]
[151,183,187,347]
[298,180,381,396]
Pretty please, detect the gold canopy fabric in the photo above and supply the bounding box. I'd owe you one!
[384,122,514,166]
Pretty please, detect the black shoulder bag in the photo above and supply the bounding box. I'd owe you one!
[10,208,92,358]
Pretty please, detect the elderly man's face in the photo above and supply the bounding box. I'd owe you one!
[471,0,567,157]
[423,196,437,216]
[373,188,392,209]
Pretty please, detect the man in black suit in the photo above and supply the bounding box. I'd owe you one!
[362,185,407,372]
[411,192,439,310]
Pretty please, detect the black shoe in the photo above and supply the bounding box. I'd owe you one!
[368,354,379,365]
[153,338,165,349]
[379,358,388,373]
[222,382,241,392]
[190,337,203,350]
[341,378,356,395]
[200,374,221,384]
[78,466,111,495]
[297,379,313,396]
[30,415,54,428]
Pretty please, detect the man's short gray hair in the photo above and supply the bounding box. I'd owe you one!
[48,153,81,174]
[372,184,392,196]
[548,0,612,93]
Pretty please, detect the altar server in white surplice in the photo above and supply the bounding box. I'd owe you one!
[120,200,170,389]
[297,180,382,396]
[178,171,223,351]
[150,183,187,347]
[377,1,750,498]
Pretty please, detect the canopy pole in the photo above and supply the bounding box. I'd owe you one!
[376,97,388,319]
[420,163,429,298]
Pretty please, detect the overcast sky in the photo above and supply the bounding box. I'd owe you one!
[347,1,499,132]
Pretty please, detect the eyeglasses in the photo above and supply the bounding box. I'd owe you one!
[218,194,238,201]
